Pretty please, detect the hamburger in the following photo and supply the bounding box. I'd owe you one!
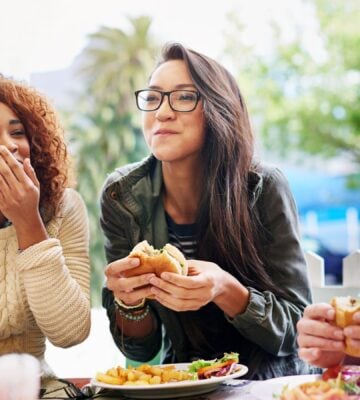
[331,296,360,357]
[122,240,188,278]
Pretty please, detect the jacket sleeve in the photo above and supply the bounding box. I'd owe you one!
[226,167,312,356]
[15,189,91,347]
[100,185,162,361]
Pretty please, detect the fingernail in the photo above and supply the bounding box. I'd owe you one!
[353,313,360,322]
[326,309,335,319]
[310,349,319,359]
[161,272,169,279]
[129,258,140,266]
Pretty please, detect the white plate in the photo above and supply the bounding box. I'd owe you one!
[91,363,248,399]
[250,374,321,400]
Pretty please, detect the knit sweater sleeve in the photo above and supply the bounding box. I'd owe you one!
[15,189,91,347]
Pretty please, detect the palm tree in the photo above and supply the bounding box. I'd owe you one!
[80,16,158,110]
[67,16,159,305]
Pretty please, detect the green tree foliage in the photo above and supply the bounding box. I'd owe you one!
[223,0,360,166]
[67,16,158,305]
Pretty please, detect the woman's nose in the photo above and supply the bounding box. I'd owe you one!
[155,96,175,120]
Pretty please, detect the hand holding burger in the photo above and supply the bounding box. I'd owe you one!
[105,241,188,309]
[117,241,239,314]
[331,296,360,357]
[297,297,360,368]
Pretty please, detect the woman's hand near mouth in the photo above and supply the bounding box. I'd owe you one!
[0,146,48,248]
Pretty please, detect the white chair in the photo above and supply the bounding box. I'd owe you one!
[305,250,360,303]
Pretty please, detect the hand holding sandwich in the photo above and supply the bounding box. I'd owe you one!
[149,259,249,315]
[297,298,360,368]
[105,256,155,307]
[106,240,249,316]
[105,240,189,308]
[127,239,248,314]
[148,259,226,311]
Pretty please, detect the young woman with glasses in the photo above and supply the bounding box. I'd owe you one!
[101,43,313,379]
[0,75,90,375]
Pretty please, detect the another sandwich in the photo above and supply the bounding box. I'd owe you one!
[331,296,360,357]
[188,352,239,379]
[122,240,188,278]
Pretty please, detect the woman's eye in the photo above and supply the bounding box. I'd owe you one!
[179,93,196,101]
[146,95,158,102]
[11,130,25,137]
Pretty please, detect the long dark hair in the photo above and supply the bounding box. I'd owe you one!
[156,43,283,296]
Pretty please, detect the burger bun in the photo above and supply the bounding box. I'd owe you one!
[331,296,360,357]
[123,240,188,278]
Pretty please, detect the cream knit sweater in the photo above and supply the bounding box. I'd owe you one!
[0,188,90,373]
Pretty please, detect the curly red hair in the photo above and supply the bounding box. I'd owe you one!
[0,75,73,222]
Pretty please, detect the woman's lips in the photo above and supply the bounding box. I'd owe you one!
[154,129,177,136]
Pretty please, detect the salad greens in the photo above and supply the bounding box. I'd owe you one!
[188,352,239,373]
[342,381,360,395]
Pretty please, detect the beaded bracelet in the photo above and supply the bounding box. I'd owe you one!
[115,303,150,322]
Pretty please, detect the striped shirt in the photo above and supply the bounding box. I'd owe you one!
[165,213,197,259]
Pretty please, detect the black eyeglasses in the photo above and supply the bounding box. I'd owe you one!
[134,89,200,112]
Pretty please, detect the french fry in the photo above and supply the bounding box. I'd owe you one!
[95,372,124,385]
[149,376,161,384]
[96,363,194,386]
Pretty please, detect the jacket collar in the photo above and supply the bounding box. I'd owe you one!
[106,155,264,214]
[248,167,263,208]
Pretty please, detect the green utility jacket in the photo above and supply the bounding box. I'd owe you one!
[101,155,314,379]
